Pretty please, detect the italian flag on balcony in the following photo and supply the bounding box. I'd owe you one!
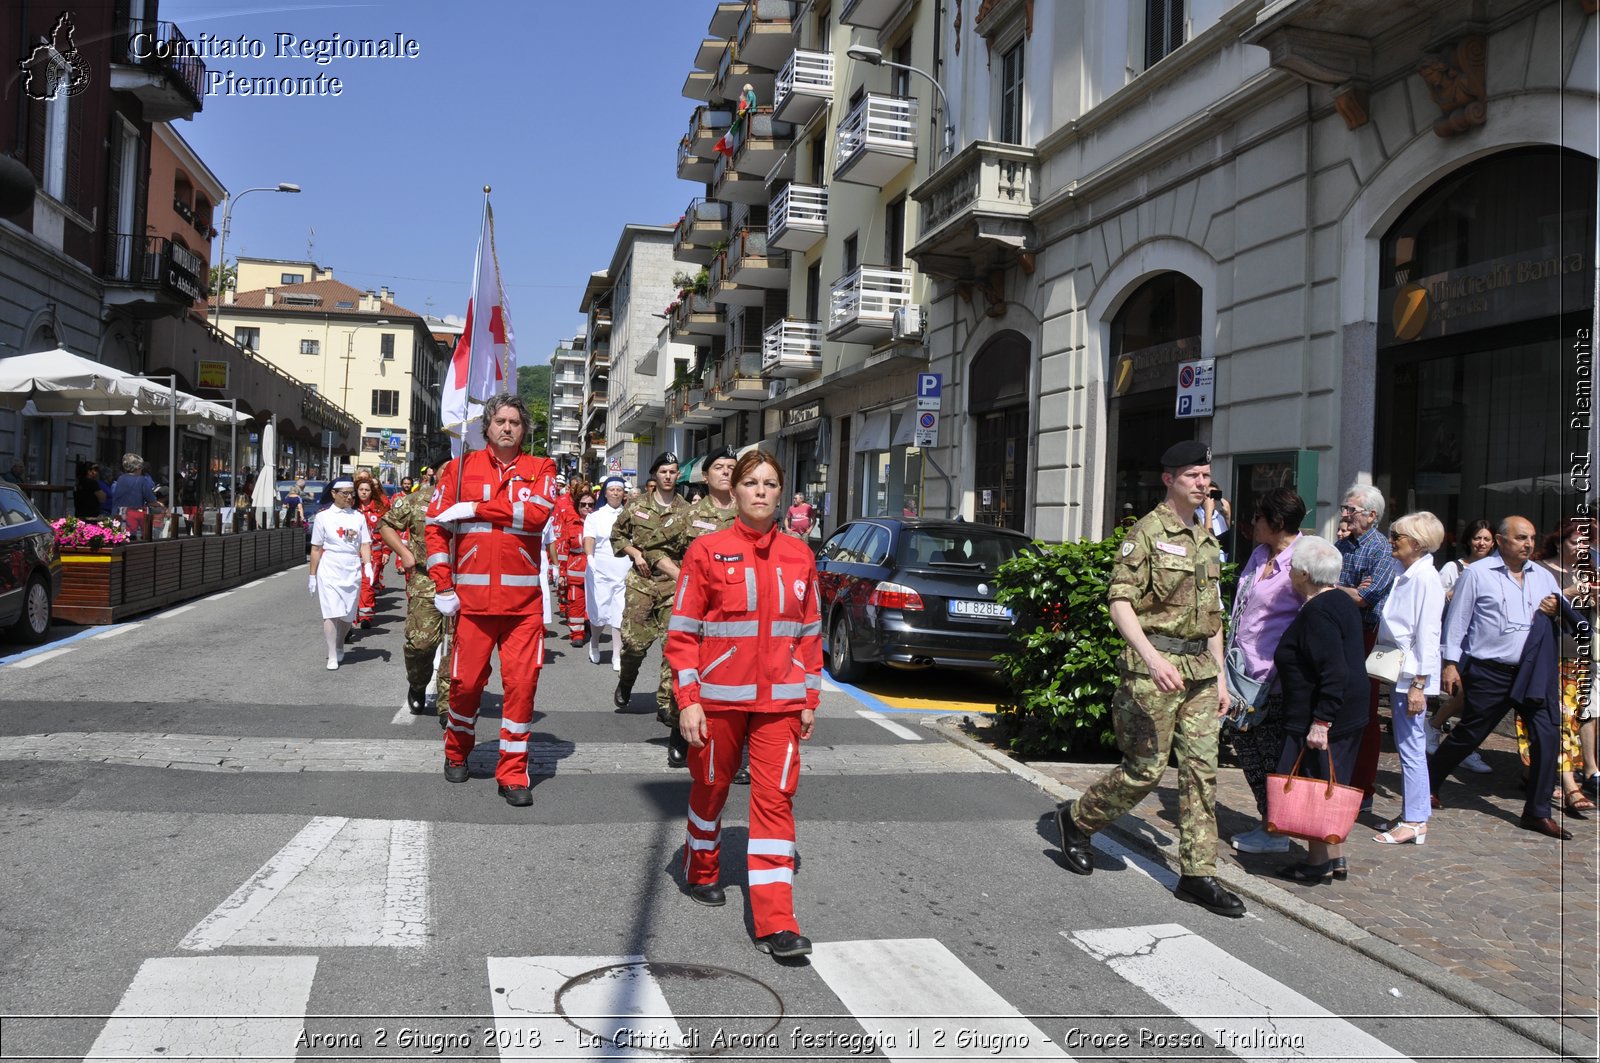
[713,84,759,157]
[440,193,517,456]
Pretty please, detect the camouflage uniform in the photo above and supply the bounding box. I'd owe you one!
[655,494,738,727]
[1072,501,1224,876]
[610,491,690,716]
[379,491,451,720]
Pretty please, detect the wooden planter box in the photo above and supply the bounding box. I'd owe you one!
[55,527,305,625]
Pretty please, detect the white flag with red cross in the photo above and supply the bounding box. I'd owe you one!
[440,198,516,456]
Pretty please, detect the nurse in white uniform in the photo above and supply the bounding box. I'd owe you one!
[309,478,373,669]
[583,476,631,670]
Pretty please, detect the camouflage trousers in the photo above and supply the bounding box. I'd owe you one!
[1073,669,1220,876]
[402,582,451,717]
[618,576,676,723]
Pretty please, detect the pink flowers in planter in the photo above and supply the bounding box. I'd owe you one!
[51,516,132,549]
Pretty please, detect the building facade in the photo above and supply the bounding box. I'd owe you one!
[910,0,1596,550]
[548,334,587,469]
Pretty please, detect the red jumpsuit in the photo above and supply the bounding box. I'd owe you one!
[548,494,578,626]
[357,498,390,623]
[665,519,822,937]
[556,498,588,643]
[426,450,557,788]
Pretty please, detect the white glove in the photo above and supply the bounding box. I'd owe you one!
[307,574,318,596]
[363,562,374,582]
[432,501,478,525]
[434,590,460,617]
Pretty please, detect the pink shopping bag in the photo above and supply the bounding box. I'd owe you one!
[1265,747,1363,843]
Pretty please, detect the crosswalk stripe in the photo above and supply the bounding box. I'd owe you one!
[85,955,317,1060]
[181,817,429,950]
[855,708,924,741]
[810,939,1074,1059]
[486,955,686,1059]
[1068,923,1413,1060]
[9,647,72,668]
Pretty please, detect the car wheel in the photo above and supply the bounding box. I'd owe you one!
[826,612,865,683]
[10,574,51,644]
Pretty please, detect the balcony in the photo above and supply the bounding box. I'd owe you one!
[709,349,768,407]
[692,36,726,73]
[727,228,789,290]
[668,384,720,427]
[616,390,668,433]
[762,319,823,378]
[670,292,723,344]
[730,109,794,179]
[589,346,610,370]
[708,1,745,38]
[828,265,911,343]
[588,390,609,410]
[840,0,901,29]
[677,106,732,181]
[908,141,1040,281]
[834,93,917,187]
[713,44,775,104]
[769,183,827,252]
[683,68,716,102]
[736,0,797,70]
[711,150,766,206]
[774,50,834,124]
[110,20,205,121]
[592,308,612,334]
[102,235,207,318]
[674,198,732,264]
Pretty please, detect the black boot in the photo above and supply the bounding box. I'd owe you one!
[407,687,429,715]
[667,729,689,769]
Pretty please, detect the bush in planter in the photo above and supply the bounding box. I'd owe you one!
[51,515,132,549]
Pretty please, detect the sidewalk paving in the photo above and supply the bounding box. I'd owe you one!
[939,716,1598,1053]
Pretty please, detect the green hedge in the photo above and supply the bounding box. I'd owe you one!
[992,528,1237,759]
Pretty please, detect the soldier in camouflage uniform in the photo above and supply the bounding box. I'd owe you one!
[1053,439,1247,919]
[660,446,741,770]
[376,487,451,726]
[611,452,690,753]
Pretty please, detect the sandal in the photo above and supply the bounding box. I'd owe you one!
[1374,822,1427,845]
[1563,789,1594,816]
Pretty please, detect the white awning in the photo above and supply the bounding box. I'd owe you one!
[855,409,891,452]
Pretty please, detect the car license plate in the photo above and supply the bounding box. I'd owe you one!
[949,599,1012,620]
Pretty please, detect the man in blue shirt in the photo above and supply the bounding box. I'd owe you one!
[1432,515,1567,838]
[1336,484,1398,805]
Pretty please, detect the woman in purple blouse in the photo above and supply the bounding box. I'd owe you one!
[1226,487,1308,855]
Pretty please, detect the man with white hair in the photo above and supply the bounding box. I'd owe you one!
[1336,483,1400,804]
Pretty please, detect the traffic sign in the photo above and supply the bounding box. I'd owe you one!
[1174,358,1215,419]
[916,372,942,411]
[914,410,939,447]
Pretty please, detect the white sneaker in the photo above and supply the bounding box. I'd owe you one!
[588,642,601,665]
[1459,751,1493,774]
[1230,826,1291,854]
[612,654,622,673]
[1425,725,1441,754]
[326,656,339,670]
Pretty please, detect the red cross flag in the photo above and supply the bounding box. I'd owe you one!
[440,195,516,455]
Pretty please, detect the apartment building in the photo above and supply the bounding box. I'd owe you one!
[548,334,588,467]
[910,0,1594,548]
[219,258,445,481]
[578,227,696,485]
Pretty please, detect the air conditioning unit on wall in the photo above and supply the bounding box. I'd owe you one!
[767,377,788,400]
[892,304,925,342]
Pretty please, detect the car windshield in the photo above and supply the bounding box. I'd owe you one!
[895,528,1029,572]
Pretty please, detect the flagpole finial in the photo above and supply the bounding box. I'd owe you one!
[483,185,491,194]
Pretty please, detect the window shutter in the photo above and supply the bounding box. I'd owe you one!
[103,119,124,273]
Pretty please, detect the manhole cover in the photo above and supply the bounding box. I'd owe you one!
[555,961,784,1056]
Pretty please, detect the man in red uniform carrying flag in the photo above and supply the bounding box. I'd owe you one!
[426,395,557,807]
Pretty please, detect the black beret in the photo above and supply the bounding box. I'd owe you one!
[1160,440,1211,469]
[706,445,738,464]
[650,451,680,473]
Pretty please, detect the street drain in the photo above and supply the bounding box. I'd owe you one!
[555,961,784,1055]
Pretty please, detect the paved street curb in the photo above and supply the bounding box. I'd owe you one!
[921,713,1596,1061]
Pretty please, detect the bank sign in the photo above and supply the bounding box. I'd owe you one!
[1379,246,1590,347]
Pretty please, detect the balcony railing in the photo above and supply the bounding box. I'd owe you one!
[102,234,207,309]
[835,93,917,187]
[589,346,610,369]
[111,20,205,118]
[729,109,794,180]
[910,141,1040,280]
[713,44,774,103]
[735,0,796,70]
[727,228,789,290]
[770,183,827,252]
[670,292,723,342]
[762,319,823,377]
[710,348,769,406]
[588,391,609,408]
[592,308,612,332]
[828,265,911,343]
[674,198,731,263]
[774,50,834,124]
[677,106,732,180]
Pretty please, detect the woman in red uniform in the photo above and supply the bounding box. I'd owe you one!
[562,482,594,646]
[353,472,390,628]
[666,450,821,959]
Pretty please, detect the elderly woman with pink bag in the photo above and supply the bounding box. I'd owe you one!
[1270,536,1372,884]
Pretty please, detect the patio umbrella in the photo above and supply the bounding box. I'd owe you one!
[0,348,152,412]
[250,418,278,523]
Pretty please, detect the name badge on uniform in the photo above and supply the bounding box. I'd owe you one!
[713,552,744,563]
[693,520,717,530]
[632,510,649,520]
[1156,542,1189,557]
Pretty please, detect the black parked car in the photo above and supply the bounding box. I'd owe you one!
[0,481,62,643]
[815,518,1033,681]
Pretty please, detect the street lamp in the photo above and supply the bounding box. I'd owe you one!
[211,182,302,336]
[846,44,954,158]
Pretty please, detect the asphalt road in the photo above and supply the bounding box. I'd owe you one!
[0,570,1559,1061]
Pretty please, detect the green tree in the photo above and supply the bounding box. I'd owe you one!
[517,364,551,457]
[208,260,235,301]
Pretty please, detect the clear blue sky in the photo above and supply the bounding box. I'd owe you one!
[164,0,709,365]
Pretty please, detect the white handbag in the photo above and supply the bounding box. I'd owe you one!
[1365,643,1404,684]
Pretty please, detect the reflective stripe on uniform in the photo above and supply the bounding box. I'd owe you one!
[501,574,541,586]
[805,674,822,691]
[668,615,702,635]
[686,834,719,851]
[771,682,807,699]
[771,620,804,637]
[425,553,450,568]
[703,620,759,637]
[800,620,821,636]
[746,838,796,858]
[528,494,553,509]
[447,722,475,735]
[677,668,700,686]
[501,719,532,734]
[455,573,490,585]
[459,522,493,534]
[512,503,526,531]
[701,682,757,702]
[777,566,786,613]
[500,740,528,753]
[687,806,719,833]
[448,708,475,724]
[779,741,795,789]
[676,572,691,611]
[747,867,794,886]
[744,568,757,611]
